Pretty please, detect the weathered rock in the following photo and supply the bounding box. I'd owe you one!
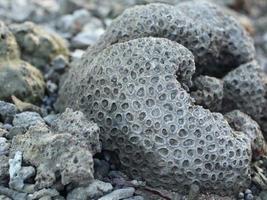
[9,151,35,193]
[51,108,101,155]
[10,22,69,69]
[13,112,45,129]
[10,118,96,189]
[57,37,252,193]
[98,187,135,200]
[191,76,223,112]
[67,180,113,200]
[0,101,17,124]
[0,21,45,103]
[225,110,267,158]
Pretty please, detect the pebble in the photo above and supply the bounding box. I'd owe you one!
[94,158,110,180]
[0,101,17,124]
[13,112,45,128]
[46,81,58,94]
[71,49,85,61]
[98,187,135,200]
[67,180,113,200]
[124,196,144,200]
[43,114,58,126]
[57,9,91,36]
[51,55,68,73]
[0,137,10,156]
[71,17,104,48]
[3,124,13,131]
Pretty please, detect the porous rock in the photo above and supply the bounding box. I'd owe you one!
[191,76,223,112]
[84,1,255,77]
[67,180,113,200]
[0,21,45,103]
[57,37,252,193]
[10,116,96,189]
[51,108,101,155]
[10,22,69,69]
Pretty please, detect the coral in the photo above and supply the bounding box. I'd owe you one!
[84,1,255,77]
[10,22,69,69]
[223,61,267,123]
[224,110,267,159]
[51,108,101,155]
[9,115,98,189]
[57,37,252,193]
[190,76,223,112]
[0,22,45,103]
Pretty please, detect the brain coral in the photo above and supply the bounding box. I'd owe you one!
[57,37,252,193]
[86,1,255,77]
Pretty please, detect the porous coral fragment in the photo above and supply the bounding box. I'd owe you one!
[57,37,252,193]
[10,122,95,189]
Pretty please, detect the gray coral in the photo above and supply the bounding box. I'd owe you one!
[57,37,252,193]
[86,1,254,77]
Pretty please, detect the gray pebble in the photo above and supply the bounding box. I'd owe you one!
[0,101,17,124]
[99,187,135,200]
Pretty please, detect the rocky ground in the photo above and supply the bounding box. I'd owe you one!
[1,0,267,200]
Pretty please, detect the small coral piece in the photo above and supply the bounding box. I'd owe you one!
[10,122,95,189]
[51,108,101,155]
